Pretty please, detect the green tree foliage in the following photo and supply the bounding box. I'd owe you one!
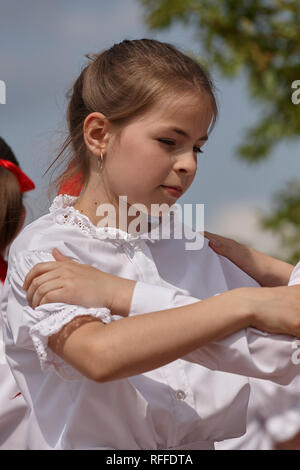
[139,0,300,263]
[262,181,300,264]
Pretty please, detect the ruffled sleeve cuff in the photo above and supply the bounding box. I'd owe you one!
[27,303,113,380]
[5,249,114,380]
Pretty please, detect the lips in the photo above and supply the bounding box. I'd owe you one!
[161,185,183,198]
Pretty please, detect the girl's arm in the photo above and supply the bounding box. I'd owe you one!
[48,283,300,383]
[204,231,294,287]
[19,249,300,384]
[48,287,251,382]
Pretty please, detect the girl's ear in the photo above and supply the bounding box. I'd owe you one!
[83,112,109,157]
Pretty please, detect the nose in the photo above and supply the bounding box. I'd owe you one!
[173,150,197,176]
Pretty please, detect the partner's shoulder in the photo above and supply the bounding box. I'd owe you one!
[200,234,260,288]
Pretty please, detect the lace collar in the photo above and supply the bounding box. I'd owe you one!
[49,194,180,245]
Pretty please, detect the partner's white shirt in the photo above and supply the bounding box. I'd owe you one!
[0,281,29,449]
[216,264,300,450]
[216,376,300,450]
[1,194,299,450]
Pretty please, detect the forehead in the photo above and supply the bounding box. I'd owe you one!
[135,91,213,131]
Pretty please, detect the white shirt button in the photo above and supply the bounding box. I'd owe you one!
[175,390,186,400]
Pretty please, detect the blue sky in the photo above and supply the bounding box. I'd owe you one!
[0,0,299,254]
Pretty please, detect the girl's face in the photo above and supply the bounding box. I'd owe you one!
[101,91,213,215]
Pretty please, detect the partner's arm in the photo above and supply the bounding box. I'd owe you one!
[204,231,294,287]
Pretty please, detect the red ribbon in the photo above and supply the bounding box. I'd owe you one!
[57,171,83,196]
[0,159,35,193]
[0,253,8,284]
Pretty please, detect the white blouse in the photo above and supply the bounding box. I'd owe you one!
[0,281,29,449]
[1,194,300,450]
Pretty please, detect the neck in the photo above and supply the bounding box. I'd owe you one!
[73,177,156,235]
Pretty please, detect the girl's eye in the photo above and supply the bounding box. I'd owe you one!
[157,138,175,146]
[157,139,204,156]
[194,146,204,155]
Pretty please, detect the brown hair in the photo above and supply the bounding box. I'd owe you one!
[0,138,23,252]
[46,38,218,194]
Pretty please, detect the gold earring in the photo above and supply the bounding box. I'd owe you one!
[98,152,104,172]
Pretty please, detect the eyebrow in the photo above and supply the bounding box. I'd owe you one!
[162,126,208,141]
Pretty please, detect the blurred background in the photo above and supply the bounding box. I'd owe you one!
[0,0,299,262]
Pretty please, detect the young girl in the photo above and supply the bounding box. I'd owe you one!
[0,137,35,449]
[2,39,300,451]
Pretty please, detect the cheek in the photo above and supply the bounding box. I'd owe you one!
[105,152,153,198]
[115,139,169,184]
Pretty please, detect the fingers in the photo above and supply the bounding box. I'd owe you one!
[26,269,65,306]
[203,231,226,239]
[23,257,76,291]
[203,231,216,239]
[52,248,72,262]
[30,279,64,309]
[203,231,218,242]
[39,288,69,307]
[203,231,223,251]
[22,262,60,291]
[204,231,240,255]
